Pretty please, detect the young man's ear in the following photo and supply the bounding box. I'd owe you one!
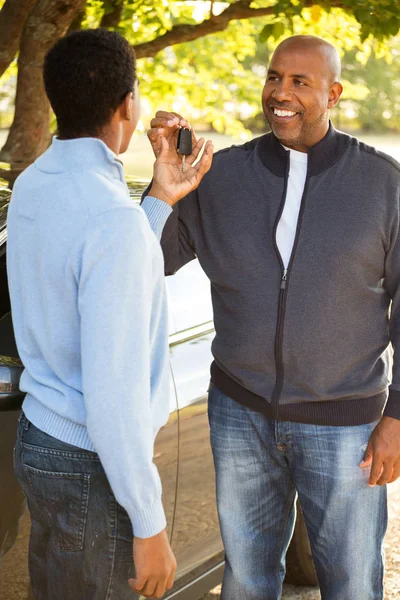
[328,82,343,109]
[120,92,133,121]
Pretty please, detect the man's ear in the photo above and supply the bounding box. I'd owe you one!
[328,82,343,109]
[121,92,133,121]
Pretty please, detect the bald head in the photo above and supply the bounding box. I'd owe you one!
[262,34,343,152]
[274,35,341,83]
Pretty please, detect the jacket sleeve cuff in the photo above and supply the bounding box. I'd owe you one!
[141,196,172,241]
[383,388,400,420]
[127,499,167,539]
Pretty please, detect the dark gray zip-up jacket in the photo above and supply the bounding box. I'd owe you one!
[160,125,400,426]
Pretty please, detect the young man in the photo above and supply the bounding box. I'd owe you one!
[146,36,400,600]
[7,29,213,599]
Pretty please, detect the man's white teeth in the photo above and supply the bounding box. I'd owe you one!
[273,108,296,117]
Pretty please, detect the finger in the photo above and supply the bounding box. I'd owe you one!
[128,577,147,594]
[193,141,214,177]
[388,461,400,484]
[147,125,178,140]
[165,560,176,592]
[359,441,373,468]
[191,127,198,146]
[185,137,205,165]
[170,111,190,129]
[166,569,175,591]
[154,110,189,128]
[150,117,181,130]
[156,134,171,160]
[154,110,180,124]
[138,578,158,598]
[369,456,384,486]
[147,128,166,155]
[376,460,395,486]
[152,578,169,599]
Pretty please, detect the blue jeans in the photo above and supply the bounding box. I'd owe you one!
[208,384,388,600]
[14,413,139,600]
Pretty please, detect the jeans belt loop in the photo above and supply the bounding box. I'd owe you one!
[21,412,30,431]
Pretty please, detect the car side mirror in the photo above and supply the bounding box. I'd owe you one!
[0,355,24,411]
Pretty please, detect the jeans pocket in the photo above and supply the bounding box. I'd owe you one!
[23,463,90,552]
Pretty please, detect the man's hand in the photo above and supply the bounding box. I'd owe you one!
[128,529,177,598]
[148,126,213,207]
[147,111,198,165]
[360,416,400,486]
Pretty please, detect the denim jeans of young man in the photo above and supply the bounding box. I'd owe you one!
[14,413,139,600]
[208,384,388,600]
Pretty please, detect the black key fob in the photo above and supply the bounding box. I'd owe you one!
[177,127,192,155]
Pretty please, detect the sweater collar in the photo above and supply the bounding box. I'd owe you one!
[35,136,126,183]
[257,122,352,177]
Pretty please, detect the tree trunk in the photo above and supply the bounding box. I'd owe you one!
[100,0,124,29]
[0,0,86,167]
[0,0,37,78]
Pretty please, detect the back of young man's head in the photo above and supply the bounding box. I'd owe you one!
[44,28,136,139]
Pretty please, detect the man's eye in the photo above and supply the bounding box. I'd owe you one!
[295,80,306,86]
[268,76,278,81]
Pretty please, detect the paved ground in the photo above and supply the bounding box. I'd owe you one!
[201,479,400,600]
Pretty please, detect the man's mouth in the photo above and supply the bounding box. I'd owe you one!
[270,107,299,119]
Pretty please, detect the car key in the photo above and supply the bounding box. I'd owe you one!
[177,127,192,173]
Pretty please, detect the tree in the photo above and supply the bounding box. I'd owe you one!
[340,40,400,132]
[0,0,399,184]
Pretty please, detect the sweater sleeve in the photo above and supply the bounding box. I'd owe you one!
[141,195,172,241]
[384,181,400,420]
[141,192,198,276]
[78,207,167,537]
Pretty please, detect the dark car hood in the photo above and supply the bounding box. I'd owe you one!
[0,187,11,249]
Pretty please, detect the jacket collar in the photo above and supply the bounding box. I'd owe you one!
[257,122,352,177]
[34,136,126,183]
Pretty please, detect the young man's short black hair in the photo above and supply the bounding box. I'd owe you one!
[44,28,136,138]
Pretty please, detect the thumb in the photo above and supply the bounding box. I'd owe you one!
[157,134,170,160]
[128,578,144,593]
[359,441,373,468]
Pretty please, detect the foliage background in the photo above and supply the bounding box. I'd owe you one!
[0,0,399,152]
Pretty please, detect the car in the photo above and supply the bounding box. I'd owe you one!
[0,180,316,600]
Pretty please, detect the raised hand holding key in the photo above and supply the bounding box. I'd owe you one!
[148,111,213,206]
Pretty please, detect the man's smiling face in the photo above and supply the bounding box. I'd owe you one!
[262,38,342,152]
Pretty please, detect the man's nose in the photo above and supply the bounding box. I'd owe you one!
[271,80,293,102]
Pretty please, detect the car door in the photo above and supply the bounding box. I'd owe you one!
[166,260,224,590]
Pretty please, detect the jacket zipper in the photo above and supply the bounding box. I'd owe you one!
[271,269,288,417]
[271,154,311,418]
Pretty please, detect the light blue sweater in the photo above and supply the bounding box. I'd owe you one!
[7,137,173,538]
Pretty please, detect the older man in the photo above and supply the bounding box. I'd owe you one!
[145,36,400,600]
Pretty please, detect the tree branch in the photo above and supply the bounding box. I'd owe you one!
[100,0,125,29]
[0,0,37,78]
[68,8,86,33]
[210,0,215,19]
[133,0,346,59]
[134,1,272,58]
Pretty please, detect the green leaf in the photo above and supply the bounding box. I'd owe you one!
[259,23,275,43]
[272,21,286,39]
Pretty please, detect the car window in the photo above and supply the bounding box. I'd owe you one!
[166,259,213,335]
